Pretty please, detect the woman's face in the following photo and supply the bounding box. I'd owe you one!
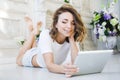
[56,12,75,38]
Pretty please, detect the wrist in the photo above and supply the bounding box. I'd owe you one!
[60,65,65,74]
[69,37,75,43]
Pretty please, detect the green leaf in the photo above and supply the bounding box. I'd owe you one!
[93,14,101,21]
[104,30,109,36]
[64,0,69,3]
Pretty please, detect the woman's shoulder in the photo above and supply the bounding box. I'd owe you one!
[40,29,52,40]
[40,29,50,36]
[41,28,50,33]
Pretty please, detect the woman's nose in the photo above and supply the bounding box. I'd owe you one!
[67,23,72,29]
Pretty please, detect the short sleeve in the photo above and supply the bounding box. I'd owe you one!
[37,29,53,54]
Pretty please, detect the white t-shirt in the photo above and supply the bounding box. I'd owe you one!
[36,29,71,67]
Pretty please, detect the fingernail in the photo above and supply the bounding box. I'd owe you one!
[66,75,71,78]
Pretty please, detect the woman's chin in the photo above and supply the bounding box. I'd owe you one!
[65,34,70,37]
[62,33,71,37]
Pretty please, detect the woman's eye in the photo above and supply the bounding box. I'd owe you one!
[62,21,67,24]
[72,22,75,25]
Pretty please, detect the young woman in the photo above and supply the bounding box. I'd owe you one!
[16,4,86,77]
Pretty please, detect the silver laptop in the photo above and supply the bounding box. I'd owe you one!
[73,50,113,75]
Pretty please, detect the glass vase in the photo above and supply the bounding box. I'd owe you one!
[97,36,116,50]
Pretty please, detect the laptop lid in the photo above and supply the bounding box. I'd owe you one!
[73,50,113,75]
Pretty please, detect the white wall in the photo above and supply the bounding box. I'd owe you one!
[0,0,119,49]
[0,0,32,48]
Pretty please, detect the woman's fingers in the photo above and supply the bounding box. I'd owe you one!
[64,67,78,72]
[65,74,72,78]
[64,63,78,70]
[64,68,79,75]
[63,63,79,76]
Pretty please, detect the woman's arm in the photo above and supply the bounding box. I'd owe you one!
[43,53,65,73]
[43,52,78,77]
[69,36,79,64]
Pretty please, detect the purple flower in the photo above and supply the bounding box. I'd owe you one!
[96,28,99,31]
[96,24,100,27]
[103,13,111,20]
[109,31,116,36]
[96,33,99,39]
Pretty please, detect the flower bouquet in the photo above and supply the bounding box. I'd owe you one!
[90,1,120,49]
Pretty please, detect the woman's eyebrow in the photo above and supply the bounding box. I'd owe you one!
[62,19,68,21]
[62,19,74,22]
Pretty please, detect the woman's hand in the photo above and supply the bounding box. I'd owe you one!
[68,30,75,42]
[63,63,79,77]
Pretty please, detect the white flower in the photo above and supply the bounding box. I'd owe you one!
[102,22,107,27]
[98,26,105,36]
[110,18,119,26]
[108,1,115,13]
[118,25,120,30]
[103,7,108,13]
[111,13,118,18]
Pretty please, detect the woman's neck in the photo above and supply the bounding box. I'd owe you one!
[56,33,66,44]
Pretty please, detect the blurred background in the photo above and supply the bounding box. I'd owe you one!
[0,0,120,60]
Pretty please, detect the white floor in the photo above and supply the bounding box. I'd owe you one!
[0,51,120,80]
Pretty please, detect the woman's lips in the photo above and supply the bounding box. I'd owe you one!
[64,29,71,33]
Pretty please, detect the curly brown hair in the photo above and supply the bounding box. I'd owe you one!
[50,4,86,42]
